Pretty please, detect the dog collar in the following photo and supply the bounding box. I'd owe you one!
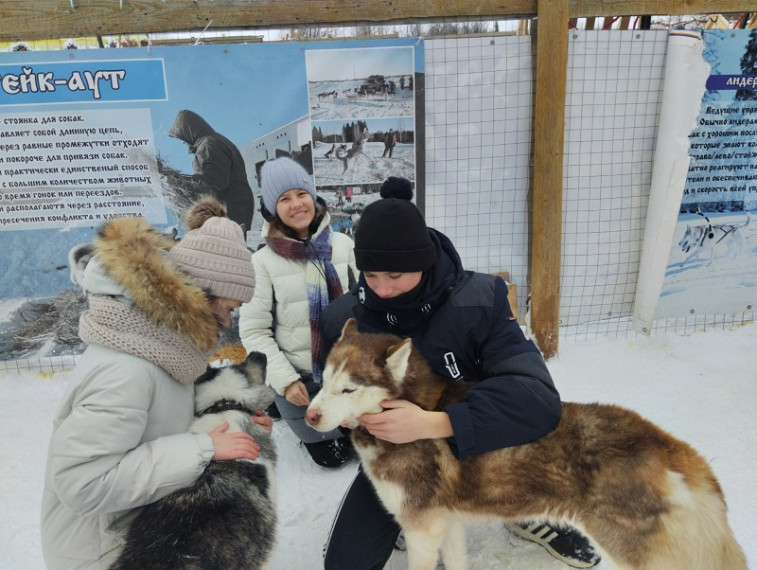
[197,399,257,417]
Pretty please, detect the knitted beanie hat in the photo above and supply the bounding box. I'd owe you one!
[261,157,316,215]
[167,198,255,303]
[354,178,436,272]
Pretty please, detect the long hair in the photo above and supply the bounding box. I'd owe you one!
[268,197,328,240]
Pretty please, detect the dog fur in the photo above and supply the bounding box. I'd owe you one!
[111,352,277,570]
[306,319,746,570]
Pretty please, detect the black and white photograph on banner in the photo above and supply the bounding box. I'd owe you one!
[305,46,416,121]
[0,37,424,363]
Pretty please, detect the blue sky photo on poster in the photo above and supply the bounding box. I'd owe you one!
[0,38,423,304]
[657,29,757,318]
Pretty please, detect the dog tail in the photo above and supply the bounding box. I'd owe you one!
[651,466,747,570]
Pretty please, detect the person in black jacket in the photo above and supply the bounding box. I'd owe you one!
[320,177,600,569]
[169,110,255,238]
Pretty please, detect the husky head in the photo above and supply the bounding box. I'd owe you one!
[678,225,707,253]
[190,351,273,434]
[306,319,413,432]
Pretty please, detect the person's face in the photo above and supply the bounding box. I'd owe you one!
[275,189,315,238]
[210,297,242,329]
[363,271,423,299]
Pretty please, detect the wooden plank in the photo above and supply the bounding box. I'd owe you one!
[0,0,534,41]
[492,272,519,324]
[1,0,756,42]
[530,0,568,359]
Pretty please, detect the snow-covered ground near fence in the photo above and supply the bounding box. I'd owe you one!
[2,322,755,569]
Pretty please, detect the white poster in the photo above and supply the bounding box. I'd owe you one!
[634,30,757,332]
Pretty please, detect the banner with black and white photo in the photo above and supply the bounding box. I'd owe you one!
[0,38,423,362]
[634,30,757,332]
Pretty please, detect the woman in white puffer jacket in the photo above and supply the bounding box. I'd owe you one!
[239,157,357,467]
[41,198,269,569]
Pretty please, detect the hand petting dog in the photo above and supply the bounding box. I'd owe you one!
[209,414,273,461]
[358,399,452,444]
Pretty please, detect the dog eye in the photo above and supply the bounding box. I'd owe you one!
[342,388,355,394]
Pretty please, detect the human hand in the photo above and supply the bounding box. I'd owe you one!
[209,421,261,461]
[357,399,451,444]
[253,410,274,433]
[284,380,310,407]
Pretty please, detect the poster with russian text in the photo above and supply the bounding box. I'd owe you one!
[0,39,423,362]
[634,30,757,331]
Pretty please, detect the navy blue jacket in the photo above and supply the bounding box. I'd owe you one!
[320,229,561,460]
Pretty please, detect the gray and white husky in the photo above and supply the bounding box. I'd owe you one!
[111,352,277,570]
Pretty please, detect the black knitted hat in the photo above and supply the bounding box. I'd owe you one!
[354,179,436,272]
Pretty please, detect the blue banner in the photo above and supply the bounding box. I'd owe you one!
[0,59,167,104]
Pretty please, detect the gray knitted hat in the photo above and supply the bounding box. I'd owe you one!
[261,157,316,215]
[167,198,255,303]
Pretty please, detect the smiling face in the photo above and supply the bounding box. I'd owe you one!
[275,188,316,238]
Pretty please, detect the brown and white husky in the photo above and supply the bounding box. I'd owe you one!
[306,319,746,570]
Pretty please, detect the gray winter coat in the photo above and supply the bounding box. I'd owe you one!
[41,344,215,569]
[169,109,255,232]
[41,217,222,569]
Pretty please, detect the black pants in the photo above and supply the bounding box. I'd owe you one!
[323,467,401,570]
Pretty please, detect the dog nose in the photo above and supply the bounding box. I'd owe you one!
[305,408,321,426]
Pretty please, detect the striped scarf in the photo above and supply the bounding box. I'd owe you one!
[266,227,343,382]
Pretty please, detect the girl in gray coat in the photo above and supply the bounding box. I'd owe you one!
[41,198,269,569]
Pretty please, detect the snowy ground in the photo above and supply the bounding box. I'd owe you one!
[308,78,415,121]
[2,322,755,570]
[313,140,416,187]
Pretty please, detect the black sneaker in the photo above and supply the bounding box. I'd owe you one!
[506,521,601,568]
[303,436,353,468]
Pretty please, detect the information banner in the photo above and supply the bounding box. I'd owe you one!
[634,30,757,331]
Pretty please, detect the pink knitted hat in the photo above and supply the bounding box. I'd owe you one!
[167,198,255,303]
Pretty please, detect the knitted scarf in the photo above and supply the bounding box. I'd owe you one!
[79,295,212,384]
[266,227,343,382]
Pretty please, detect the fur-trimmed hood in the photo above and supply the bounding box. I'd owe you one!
[83,216,219,352]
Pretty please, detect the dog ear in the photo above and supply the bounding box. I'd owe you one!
[339,318,358,340]
[385,338,412,386]
[242,351,267,386]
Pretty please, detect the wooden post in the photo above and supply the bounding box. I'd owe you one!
[530,0,568,358]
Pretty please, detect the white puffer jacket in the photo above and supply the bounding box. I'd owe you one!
[41,217,219,570]
[239,213,356,395]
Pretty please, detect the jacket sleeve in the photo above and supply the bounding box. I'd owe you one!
[318,292,357,370]
[192,138,232,193]
[443,280,562,460]
[48,362,214,516]
[238,251,301,395]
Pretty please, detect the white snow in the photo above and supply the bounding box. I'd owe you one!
[308,78,415,121]
[1,322,755,570]
[313,141,416,186]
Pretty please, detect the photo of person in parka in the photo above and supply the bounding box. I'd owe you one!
[40,198,269,570]
[169,109,255,238]
[320,177,601,569]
